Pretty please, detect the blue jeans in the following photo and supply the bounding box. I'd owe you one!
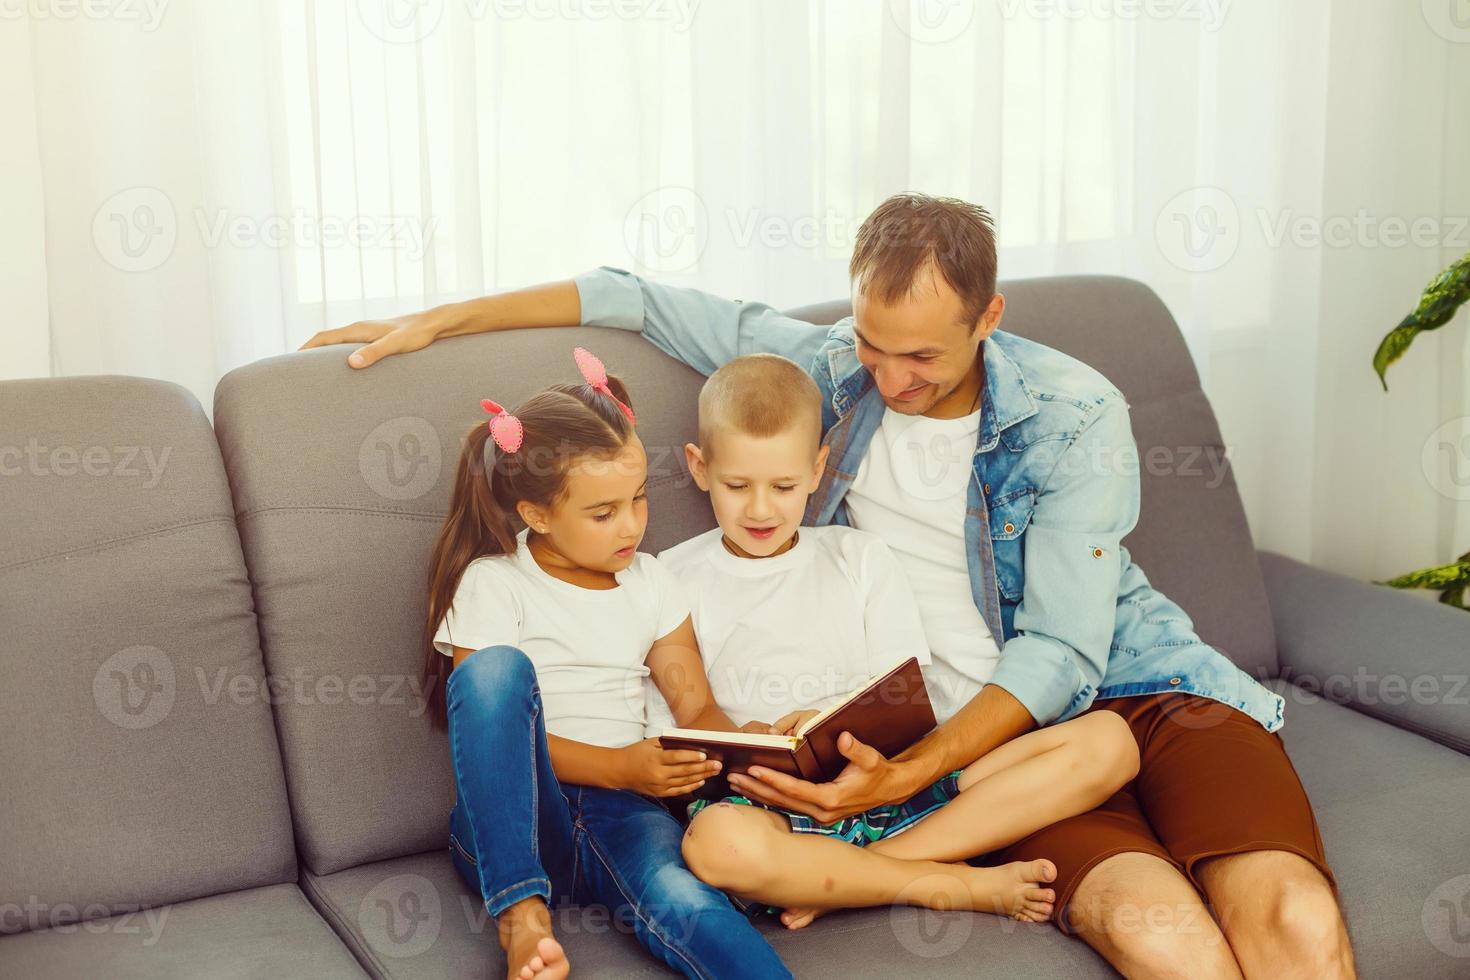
[446,645,791,980]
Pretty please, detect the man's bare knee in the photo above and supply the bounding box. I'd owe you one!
[1068,853,1238,980]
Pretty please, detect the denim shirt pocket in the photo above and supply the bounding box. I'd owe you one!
[988,488,1036,601]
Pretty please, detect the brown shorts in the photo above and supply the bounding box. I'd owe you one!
[988,692,1335,935]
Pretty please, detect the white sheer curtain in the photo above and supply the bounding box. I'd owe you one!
[4,0,1467,582]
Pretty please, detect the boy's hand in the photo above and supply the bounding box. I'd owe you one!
[769,709,821,736]
[616,738,722,797]
[739,720,774,734]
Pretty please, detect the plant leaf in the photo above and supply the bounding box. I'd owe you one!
[1439,587,1467,609]
[1372,322,1420,391]
[1378,561,1470,590]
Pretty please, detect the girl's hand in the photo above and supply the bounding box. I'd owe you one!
[739,719,774,734]
[616,738,722,797]
[770,709,821,736]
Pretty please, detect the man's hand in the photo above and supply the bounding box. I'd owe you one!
[739,719,773,734]
[726,731,920,822]
[299,310,449,368]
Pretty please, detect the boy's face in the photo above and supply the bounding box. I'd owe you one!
[686,427,829,559]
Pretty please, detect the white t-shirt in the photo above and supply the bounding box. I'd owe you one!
[844,407,999,722]
[645,524,933,735]
[434,528,691,748]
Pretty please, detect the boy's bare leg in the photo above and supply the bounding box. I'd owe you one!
[778,711,1136,929]
[681,802,1056,923]
[875,711,1138,863]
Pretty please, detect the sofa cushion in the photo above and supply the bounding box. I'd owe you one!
[299,850,1105,979]
[788,275,1277,678]
[0,883,366,979]
[0,377,296,930]
[212,329,714,875]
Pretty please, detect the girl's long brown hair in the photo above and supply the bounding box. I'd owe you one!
[423,374,636,727]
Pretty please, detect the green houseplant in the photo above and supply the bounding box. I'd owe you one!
[1372,250,1470,608]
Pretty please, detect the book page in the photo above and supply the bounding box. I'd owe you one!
[661,728,801,749]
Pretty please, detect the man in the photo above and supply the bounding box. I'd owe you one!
[303,193,1354,978]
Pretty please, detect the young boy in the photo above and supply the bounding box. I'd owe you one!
[652,353,1141,927]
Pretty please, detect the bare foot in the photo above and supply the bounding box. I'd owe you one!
[962,858,1057,922]
[510,936,569,980]
[782,859,1057,929]
[779,905,827,930]
[499,899,569,980]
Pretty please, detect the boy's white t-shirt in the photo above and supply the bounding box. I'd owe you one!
[646,524,933,735]
[844,406,1002,721]
[434,528,690,748]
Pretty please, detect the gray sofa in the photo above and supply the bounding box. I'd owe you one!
[3,275,1467,979]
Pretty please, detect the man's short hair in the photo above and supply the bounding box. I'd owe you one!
[697,354,823,460]
[849,193,998,329]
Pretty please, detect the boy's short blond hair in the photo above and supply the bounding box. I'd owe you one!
[698,354,823,460]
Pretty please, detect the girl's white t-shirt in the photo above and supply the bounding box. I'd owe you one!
[433,528,691,748]
[645,524,933,735]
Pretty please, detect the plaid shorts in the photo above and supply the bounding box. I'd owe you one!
[685,769,965,913]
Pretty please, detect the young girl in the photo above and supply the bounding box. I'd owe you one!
[421,348,791,980]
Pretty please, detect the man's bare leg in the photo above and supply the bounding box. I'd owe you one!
[681,802,1056,921]
[1065,852,1243,980]
[1196,850,1354,979]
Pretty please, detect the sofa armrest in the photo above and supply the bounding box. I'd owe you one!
[1259,550,1470,755]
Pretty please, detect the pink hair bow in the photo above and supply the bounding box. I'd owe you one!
[480,398,524,454]
[574,347,636,425]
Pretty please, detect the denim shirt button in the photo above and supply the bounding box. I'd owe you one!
[1003,522,1014,534]
[1169,677,1182,685]
[983,483,991,494]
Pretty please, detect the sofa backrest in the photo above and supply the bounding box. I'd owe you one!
[0,377,297,933]
[787,275,1276,678]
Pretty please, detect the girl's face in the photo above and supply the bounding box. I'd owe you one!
[519,435,650,573]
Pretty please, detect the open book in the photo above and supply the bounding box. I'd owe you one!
[658,656,935,788]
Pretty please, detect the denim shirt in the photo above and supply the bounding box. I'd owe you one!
[576,267,1285,732]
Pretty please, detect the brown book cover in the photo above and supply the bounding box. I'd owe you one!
[657,656,935,792]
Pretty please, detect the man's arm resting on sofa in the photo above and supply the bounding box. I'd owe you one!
[1261,550,1470,755]
[300,280,585,367]
[300,266,829,375]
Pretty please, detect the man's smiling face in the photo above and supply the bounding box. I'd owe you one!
[851,261,1004,420]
